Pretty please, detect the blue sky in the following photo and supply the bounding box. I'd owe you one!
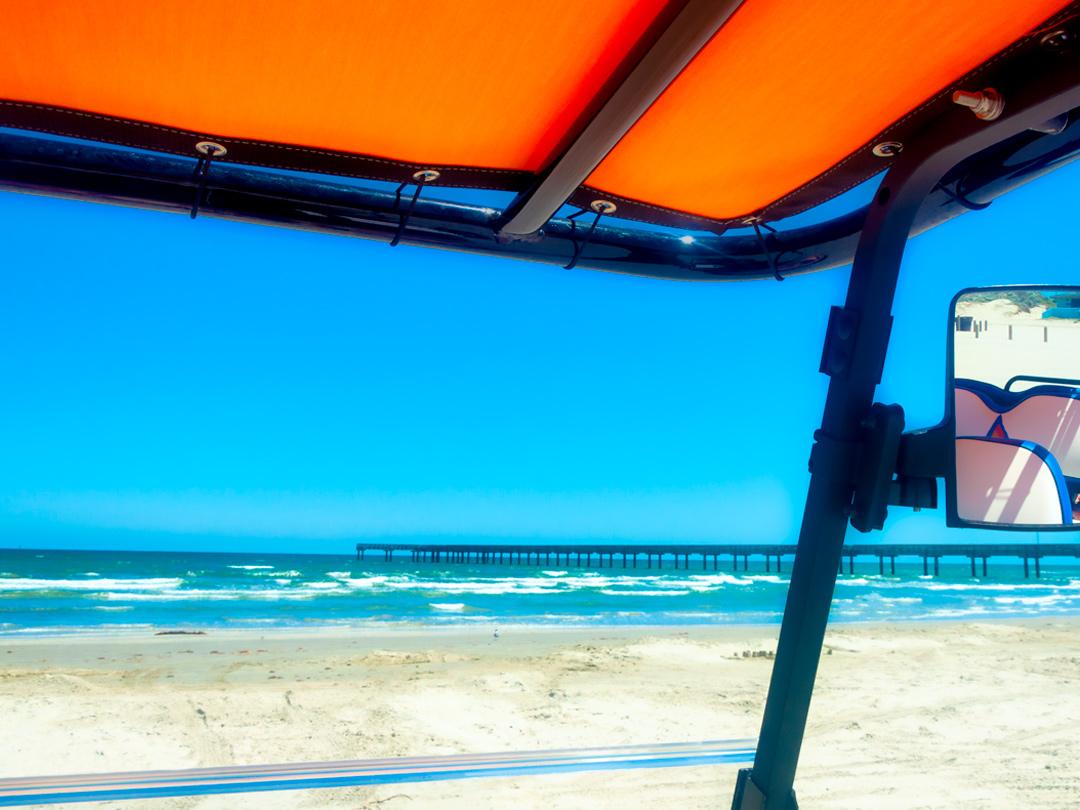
[1,155,1078,553]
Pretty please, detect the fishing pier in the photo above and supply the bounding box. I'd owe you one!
[356,542,1080,578]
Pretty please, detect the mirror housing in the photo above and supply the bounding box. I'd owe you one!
[945,285,1080,530]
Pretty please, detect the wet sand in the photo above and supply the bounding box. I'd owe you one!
[1,619,1078,809]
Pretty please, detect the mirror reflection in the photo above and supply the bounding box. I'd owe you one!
[953,287,1080,527]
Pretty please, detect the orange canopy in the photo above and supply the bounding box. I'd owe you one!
[0,0,1075,227]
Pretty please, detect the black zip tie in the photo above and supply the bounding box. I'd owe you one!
[753,221,784,281]
[936,180,992,211]
[390,170,441,247]
[565,201,616,270]
[190,142,225,220]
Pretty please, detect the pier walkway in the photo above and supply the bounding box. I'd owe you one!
[356,542,1080,578]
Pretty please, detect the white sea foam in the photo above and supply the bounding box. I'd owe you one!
[0,577,182,592]
[918,580,1076,592]
[739,574,783,584]
[103,587,330,602]
[228,565,274,570]
[333,576,390,588]
[689,573,758,586]
[245,570,302,578]
[430,603,466,611]
[992,594,1069,606]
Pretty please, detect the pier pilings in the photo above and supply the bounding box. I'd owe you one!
[355,542,1078,577]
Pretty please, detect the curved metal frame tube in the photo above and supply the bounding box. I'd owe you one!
[1,118,1079,283]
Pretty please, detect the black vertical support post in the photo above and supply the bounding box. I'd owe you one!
[982,557,988,577]
[729,82,1080,808]
[1035,557,1041,578]
[736,155,914,809]
[891,556,896,575]
[934,557,940,576]
[1024,557,1030,578]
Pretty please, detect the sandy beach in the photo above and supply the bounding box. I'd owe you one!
[1,619,1077,810]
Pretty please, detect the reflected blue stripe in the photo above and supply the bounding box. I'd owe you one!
[0,740,755,806]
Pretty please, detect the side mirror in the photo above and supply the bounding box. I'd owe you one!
[947,286,1080,530]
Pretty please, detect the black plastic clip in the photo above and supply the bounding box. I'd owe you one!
[751,220,784,282]
[819,306,861,379]
[190,141,226,220]
[565,200,616,270]
[390,170,440,247]
[850,402,906,533]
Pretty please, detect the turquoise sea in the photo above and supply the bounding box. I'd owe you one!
[1,548,1078,636]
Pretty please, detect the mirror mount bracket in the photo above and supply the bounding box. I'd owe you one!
[888,475,938,511]
[895,424,953,480]
[809,402,918,532]
[880,424,952,514]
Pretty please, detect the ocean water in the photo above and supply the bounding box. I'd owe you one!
[0,548,1078,636]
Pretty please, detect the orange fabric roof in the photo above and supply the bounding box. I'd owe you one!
[587,0,1072,220]
[0,0,1074,223]
[0,0,671,171]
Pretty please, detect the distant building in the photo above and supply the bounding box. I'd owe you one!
[1041,292,1080,319]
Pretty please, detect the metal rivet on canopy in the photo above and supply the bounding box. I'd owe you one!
[412,170,441,183]
[589,200,617,215]
[195,141,227,157]
[1040,29,1072,49]
[872,142,903,157]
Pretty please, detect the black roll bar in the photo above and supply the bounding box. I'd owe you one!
[732,41,1080,810]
